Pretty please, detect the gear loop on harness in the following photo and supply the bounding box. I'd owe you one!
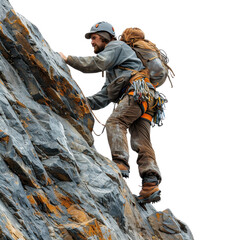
[118,66,168,127]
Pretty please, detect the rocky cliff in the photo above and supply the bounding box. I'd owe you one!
[0,1,194,239]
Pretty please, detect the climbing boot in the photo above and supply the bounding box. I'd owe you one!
[116,163,130,178]
[137,175,161,204]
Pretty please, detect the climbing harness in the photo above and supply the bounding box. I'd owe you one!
[119,65,168,127]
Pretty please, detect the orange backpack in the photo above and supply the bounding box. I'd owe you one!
[120,28,174,88]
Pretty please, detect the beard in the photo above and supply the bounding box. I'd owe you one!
[93,44,105,54]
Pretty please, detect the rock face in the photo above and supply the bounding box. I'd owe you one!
[0,1,194,239]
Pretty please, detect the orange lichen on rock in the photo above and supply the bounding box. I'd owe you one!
[60,219,112,240]
[54,190,112,239]
[28,54,48,74]
[27,194,38,206]
[67,205,89,223]
[55,77,73,96]
[54,190,74,209]
[155,212,162,221]
[54,189,90,223]
[15,31,34,54]
[0,21,3,31]
[0,130,10,144]
[6,9,29,36]
[46,87,65,106]
[33,191,62,218]
[15,100,26,108]
[46,176,53,186]
[36,96,50,107]
[83,219,112,240]
[54,78,90,115]
[20,119,28,128]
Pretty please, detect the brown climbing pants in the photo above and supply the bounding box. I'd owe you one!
[106,93,161,181]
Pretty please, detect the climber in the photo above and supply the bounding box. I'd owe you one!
[59,21,161,204]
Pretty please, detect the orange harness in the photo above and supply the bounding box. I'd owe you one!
[128,91,153,123]
[120,67,153,124]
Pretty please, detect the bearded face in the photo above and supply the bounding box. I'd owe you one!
[91,34,106,54]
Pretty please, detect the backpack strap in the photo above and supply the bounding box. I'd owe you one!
[118,66,140,76]
[118,66,150,83]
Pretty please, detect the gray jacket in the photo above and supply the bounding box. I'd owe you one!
[66,40,144,110]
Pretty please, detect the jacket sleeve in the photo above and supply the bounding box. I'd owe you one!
[86,82,111,110]
[66,42,124,73]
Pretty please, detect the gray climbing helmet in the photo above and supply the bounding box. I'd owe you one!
[85,21,116,39]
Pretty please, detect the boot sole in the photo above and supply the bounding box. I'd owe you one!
[137,190,161,204]
[121,170,129,178]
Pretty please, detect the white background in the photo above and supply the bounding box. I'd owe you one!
[9,0,240,239]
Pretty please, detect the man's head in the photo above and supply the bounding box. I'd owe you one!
[85,21,116,53]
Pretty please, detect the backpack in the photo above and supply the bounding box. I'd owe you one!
[120,28,174,88]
